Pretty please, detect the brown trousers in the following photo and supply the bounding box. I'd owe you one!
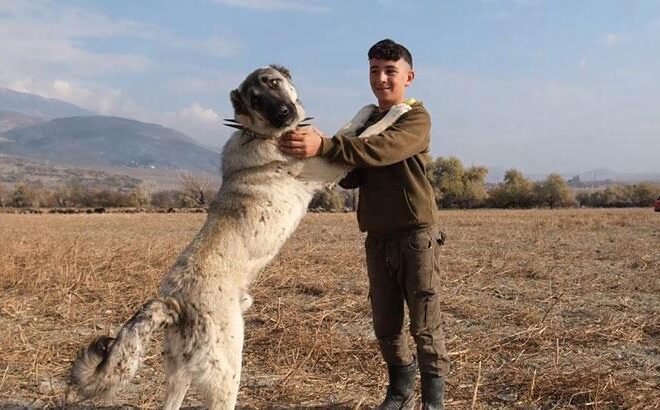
[365,228,450,376]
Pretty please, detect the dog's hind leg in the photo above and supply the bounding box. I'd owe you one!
[199,307,244,410]
[163,331,191,410]
[163,366,191,410]
[198,356,242,410]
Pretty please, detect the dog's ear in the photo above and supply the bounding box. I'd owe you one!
[269,64,291,81]
[230,89,247,116]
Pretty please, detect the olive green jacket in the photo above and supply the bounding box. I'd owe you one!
[320,102,437,235]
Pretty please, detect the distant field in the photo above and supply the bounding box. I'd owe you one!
[0,209,658,409]
[0,155,222,191]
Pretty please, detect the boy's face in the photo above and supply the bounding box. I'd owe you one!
[369,58,414,110]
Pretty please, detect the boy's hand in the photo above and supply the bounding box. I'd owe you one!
[279,126,325,158]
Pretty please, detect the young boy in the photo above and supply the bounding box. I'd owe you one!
[279,39,449,409]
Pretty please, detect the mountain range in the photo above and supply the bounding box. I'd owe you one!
[0,115,219,173]
[0,111,44,133]
[0,87,220,178]
[0,87,93,118]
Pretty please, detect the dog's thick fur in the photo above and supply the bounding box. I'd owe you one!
[69,65,411,409]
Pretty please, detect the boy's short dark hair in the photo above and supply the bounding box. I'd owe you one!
[368,39,413,68]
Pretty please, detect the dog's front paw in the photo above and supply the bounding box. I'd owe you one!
[239,292,253,312]
[335,104,378,138]
[389,103,412,118]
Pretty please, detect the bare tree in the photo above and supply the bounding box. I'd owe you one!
[178,172,211,207]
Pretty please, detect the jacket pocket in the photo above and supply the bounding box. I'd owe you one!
[407,230,434,252]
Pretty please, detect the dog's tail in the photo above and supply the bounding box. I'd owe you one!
[69,297,180,399]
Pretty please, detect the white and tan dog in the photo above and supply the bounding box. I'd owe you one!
[69,65,411,409]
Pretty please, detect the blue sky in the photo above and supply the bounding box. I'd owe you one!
[1,0,658,174]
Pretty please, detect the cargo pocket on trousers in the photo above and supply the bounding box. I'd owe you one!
[404,231,436,297]
[407,231,433,252]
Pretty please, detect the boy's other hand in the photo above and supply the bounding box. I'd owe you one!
[279,126,324,158]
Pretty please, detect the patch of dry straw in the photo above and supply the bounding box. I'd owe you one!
[0,209,658,408]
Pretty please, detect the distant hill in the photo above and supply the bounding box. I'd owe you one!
[0,155,143,191]
[0,155,221,192]
[575,168,660,183]
[0,87,93,118]
[484,166,660,184]
[0,116,219,174]
[0,110,45,133]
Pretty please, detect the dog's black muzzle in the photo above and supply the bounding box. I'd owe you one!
[266,102,297,129]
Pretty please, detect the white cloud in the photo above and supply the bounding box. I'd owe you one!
[169,73,245,94]
[180,103,220,123]
[0,1,154,81]
[0,0,239,87]
[155,104,226,148]
[209,0,329,12]
[603,33,621,45]
[8,78,131,116]
[170,36,241,58]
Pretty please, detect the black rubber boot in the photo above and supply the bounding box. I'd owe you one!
[420,372,445,410]
[376,360,417,410]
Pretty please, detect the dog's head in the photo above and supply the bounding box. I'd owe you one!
[230,65,305,134]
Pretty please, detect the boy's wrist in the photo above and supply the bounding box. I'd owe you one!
[319,136,335,157]
[315,135,323,156]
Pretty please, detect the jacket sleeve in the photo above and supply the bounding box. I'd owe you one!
[320,105,431,168]
[338,168,364,189]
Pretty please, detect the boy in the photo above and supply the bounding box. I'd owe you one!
[279,39,449,409]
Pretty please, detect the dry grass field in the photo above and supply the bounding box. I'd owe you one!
[0,209,658,409]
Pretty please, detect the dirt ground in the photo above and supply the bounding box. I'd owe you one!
[0,209,658,409]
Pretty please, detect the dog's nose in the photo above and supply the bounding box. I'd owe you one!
[278,106,290,119]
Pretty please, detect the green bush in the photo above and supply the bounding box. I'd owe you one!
[533,173,577,208]
[487,169,535,208]
[427,156,488,208]
[576,182,660,207]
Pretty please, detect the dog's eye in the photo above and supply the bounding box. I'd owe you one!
[268,79,279,89]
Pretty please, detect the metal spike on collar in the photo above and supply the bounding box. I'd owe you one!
[223,123,245,130]
[297,116,314,128]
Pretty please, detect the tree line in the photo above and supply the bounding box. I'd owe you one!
[0,174,214,209]
[1,157,658,210]
[312,156,659,211]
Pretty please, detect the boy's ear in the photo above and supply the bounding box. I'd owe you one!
[269,64,292,81]
[405,69,415,87]
[230,89,247,116]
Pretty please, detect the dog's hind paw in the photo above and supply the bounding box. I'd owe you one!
[239,292,253,312]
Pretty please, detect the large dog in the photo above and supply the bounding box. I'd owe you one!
[69,65,411,409]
